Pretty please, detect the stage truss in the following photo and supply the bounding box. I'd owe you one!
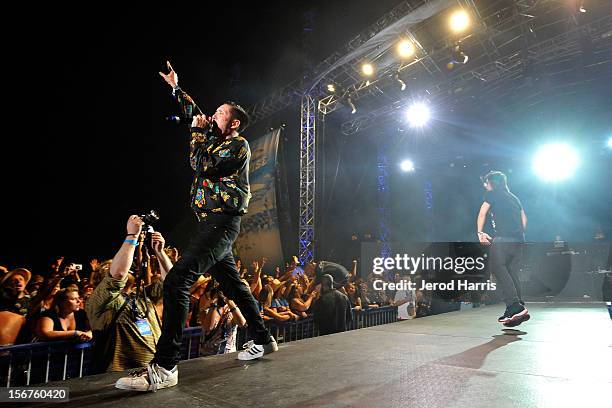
[246,0,612,263]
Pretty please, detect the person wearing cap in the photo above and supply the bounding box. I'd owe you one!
[311,274,353,335]
[0,268,32,316]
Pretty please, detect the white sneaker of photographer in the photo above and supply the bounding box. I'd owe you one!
[237,336,278,360]
[115,363,178,392]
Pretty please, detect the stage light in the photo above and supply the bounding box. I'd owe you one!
[450,10,470,33]
[361,63,374,76]
[347,96,357,114]
[406,103,431,128]
[579,1,587,13]
[327,84,336,93]
[400,159,415,172]
[395,73,406,91]
[532,143,580,182]
[397,39,415,58]
[607,137,612,148]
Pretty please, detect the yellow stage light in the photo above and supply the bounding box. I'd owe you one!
[450,10,470,33]
[361,63,374,76]
[397,40,415,58]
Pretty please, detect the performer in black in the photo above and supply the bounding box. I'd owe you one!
[476,171,530,327]
[116,62,276,392]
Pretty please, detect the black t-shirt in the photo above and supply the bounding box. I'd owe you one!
[0,289,30,316]
[483,190,524,240]
[315,261,349,287]
[39,309,89,332]
[311,290,353,335]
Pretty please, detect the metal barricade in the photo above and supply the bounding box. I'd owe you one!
[0,340,93,387]
[0,306,398,387]
[236,306,398,348]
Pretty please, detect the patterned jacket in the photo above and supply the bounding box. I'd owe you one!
[172,86,251,217]
[189,127,251,217]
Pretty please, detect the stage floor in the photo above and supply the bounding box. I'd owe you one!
[36,303,612,408]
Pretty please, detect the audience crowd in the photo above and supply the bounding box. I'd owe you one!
[0,216,439,375]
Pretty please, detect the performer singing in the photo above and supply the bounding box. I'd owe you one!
[476,171,530,327]
[116,62,277,392]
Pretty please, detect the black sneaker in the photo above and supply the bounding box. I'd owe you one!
[501,302,529,326]
[498,306,512,323]
[503,313,530,327]
[498,302,527,323]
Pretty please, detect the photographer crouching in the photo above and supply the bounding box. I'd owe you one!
[86,215,172,373]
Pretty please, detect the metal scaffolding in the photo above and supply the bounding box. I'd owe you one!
[299,94,316,263]
[245,0,612,262]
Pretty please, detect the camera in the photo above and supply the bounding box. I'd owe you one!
[140,210,160,226]
[74,264,83,271]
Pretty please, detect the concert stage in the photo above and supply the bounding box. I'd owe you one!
[39,303,611,408]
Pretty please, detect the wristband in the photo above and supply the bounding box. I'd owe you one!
[126,233,138,237]
[124,239,139,246]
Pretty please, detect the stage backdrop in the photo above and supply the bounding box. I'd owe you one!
[234,128,283,267]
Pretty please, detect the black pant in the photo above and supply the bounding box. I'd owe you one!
[488,237,523,307]
[153,213,270,369]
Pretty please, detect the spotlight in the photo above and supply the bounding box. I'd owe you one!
[347,96,357,114]
[532,143,580,182]
[400,160,415,172]
[406,103,431,128]
[395,73,406,91]
[607,137,612,148]
[579,1,587,13]
[326,84,336,93]
[361,63,374,76]
[450,10,470,33]
[397,39,415,58]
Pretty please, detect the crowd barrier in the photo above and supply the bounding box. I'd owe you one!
[1,306,398,386]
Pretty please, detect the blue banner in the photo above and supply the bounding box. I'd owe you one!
[235,129,283,266]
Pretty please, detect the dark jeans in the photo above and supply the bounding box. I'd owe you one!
[489,236,524,307]
[153,213,270,369]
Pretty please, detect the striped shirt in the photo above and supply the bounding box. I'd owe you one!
[85,273,161,372]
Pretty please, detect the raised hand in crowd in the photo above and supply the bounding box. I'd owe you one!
[110,215,143,280]
[151,231,172,280]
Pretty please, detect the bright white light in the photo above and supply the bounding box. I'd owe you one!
[607,137,612,148]
[397,40,415,58]
[450,10,470,33]
[361,63,374,76]
[400,160,415,172]
[532,143,580,182]
[406,103,431,128]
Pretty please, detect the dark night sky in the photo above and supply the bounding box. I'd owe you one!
[3,1,406,271]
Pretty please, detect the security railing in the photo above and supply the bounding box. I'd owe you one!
[1,306,398,386]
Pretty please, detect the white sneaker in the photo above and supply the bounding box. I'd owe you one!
[115,363,178,392]
[237,336,278,361]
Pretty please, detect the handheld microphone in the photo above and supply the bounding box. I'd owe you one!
[166,116,219,135]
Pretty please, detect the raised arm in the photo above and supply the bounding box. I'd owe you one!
[151,231,172,281]
[110,216,143,280]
